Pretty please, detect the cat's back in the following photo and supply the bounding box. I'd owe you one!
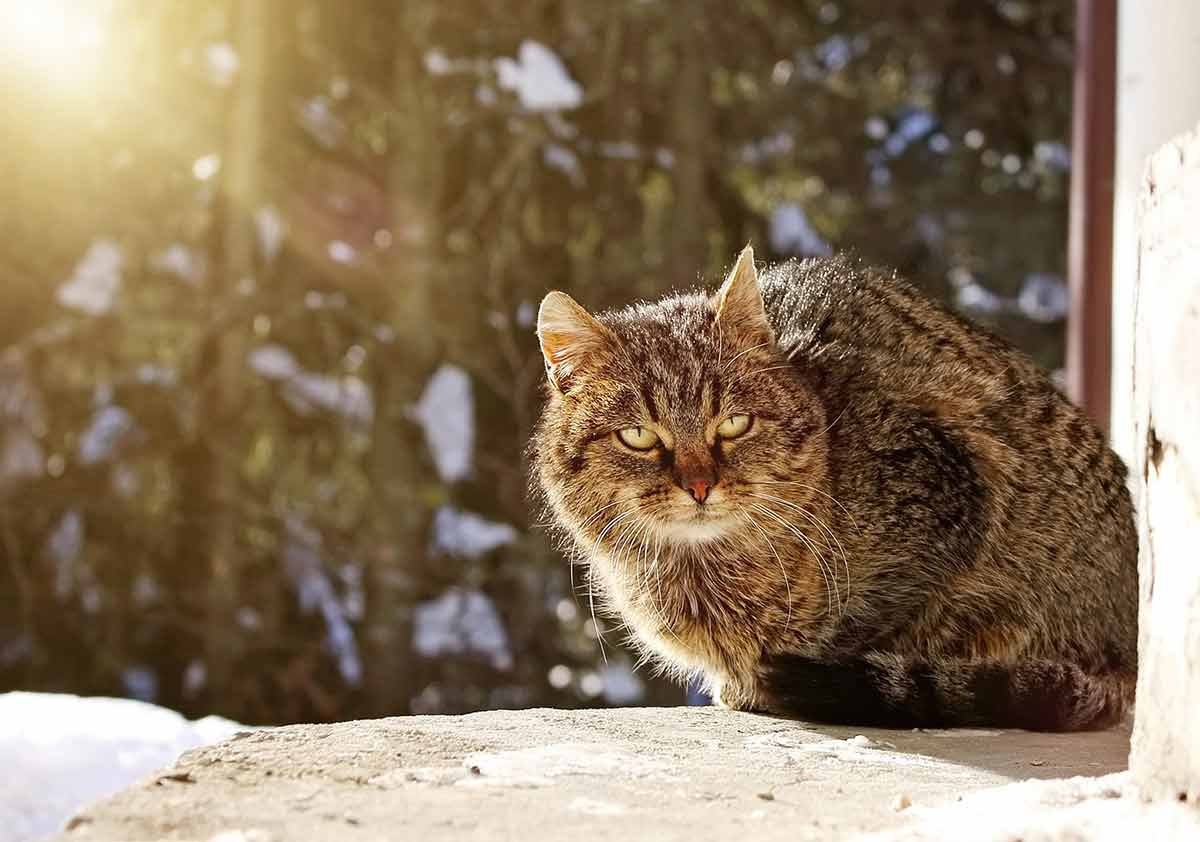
[758,255,1128,500]
[760,255,1036,396]
[759,255,1091,455]
[760,255,1137,668]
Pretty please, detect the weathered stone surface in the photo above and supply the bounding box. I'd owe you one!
[1130,121,1200,804]
[54,707,1135,842]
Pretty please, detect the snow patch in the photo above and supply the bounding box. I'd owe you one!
[424,48,453,75]
[543,143,584,186]
[862,772,1200,842]
[249,345,373,426]
[135,364,178,387]
[254,206,286,262]
[883,110,936,158]
[295,97,344,148]
[769,203,831,257]
[413,586,512,671]
[495,40,583,111]
[430,506,518,560]
[0,692,242,842]
[151,243,204,285]
[122,666,158,702]
[45,509,84,598]
[1034,140,1071,171]
[283,517,363,686]
[78,405,136,465]
[411,364,474,482]
[744,733,952,770]
[58,239,123,316]
[955,279,1006,315]
[248,344,299,380]
[282,373,373,427]
[1018,273,1069,323]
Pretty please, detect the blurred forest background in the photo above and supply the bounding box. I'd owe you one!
[0,0,1076,725]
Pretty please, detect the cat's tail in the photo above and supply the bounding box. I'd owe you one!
[756,652,1133,732]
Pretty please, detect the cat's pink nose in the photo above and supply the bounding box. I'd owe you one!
[686,478,712,504]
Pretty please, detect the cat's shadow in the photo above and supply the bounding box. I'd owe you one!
[725,709,1131,782]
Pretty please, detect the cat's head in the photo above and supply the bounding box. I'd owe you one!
[533,246,828,561]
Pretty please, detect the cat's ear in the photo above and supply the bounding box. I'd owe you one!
[713,244,774,344]
[537,291,612,391]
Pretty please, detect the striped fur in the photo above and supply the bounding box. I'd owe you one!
[530,247,1137,731]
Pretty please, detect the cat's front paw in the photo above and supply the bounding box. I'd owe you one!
[715,678,761,712]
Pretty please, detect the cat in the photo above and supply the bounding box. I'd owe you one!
[530,245,1137,731]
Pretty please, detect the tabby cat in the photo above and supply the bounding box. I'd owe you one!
[531,246,1136,731]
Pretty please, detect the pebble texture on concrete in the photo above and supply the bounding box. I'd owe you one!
[55,707,1140,842]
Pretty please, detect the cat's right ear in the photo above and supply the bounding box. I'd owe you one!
[537,291,612,392]
[713,244,774,346]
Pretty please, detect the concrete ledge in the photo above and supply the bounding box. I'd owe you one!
[55,707,1142,842]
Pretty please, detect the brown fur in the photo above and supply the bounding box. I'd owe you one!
[530,247,1137,730]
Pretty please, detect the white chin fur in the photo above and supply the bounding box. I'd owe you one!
[655,516,731,544]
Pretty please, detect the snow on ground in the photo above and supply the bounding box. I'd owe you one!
[863,771,1200,842]
[0,692,243,842]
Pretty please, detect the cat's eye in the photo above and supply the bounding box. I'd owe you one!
[717,414,752,439]
[616,426,660,451]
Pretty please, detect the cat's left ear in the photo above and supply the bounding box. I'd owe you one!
[537,291,613,392]
[713,244,774,345]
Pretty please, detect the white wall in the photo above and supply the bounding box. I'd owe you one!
[1129,125,1200,804]
[1111,3,1200,464]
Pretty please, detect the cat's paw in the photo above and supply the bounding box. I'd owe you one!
[716,679,759,711]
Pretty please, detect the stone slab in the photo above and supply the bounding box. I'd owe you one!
[56,707,1136,842]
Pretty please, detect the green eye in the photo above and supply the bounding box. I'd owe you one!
[717,414,752,439]
[617,426,660,450]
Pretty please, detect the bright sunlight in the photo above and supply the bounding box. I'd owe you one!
[0,0,109,89]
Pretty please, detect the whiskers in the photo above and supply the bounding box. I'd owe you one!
[574,494,676,663]
[744,480,860,534]
[583,507,643,664]
[734,505,793,635]
[743,490,851,619]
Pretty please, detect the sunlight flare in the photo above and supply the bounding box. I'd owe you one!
[0,0,109,88]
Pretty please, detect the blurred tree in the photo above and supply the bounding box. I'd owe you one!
[0,0,1074,723]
